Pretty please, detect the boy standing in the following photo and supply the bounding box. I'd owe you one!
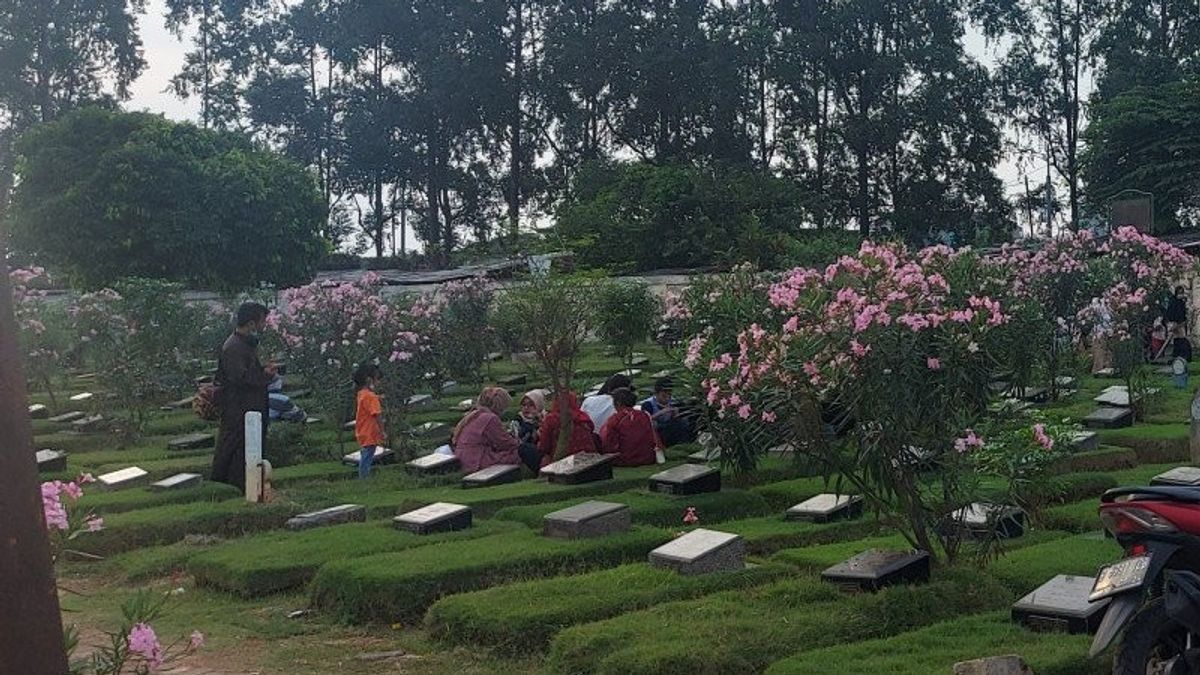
[354,364,386,479]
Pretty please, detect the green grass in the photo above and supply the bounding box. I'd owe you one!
[189,519,523,597]
[1043,500,1103,533]
[544,567,1011,675]
[425,563,792,653]
[491,489,773,530]
[986,532,1120,595]
[78,499,300,556]
[78,482,239,515]
[103,540,212,580]
[763,611,1101,675]
[310,526,669,623]
[748,475,838,510]
[772,534,914,570]
[715,514,883,555]
[1051,446,1137,473]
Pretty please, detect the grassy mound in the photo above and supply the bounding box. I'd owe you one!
[425,563,792,653]
[491,490,773,530]
[310,527,668,623]
[544,567,1010,675]
[763,611,1100,675]
[986,533,1119,595]
[1051,447,1137,474]
[80,482,239,515]
[189,519,521,597]
[748,476,836,510]
[79,499,299,556]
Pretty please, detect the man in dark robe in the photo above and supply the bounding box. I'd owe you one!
[212,302,276,492]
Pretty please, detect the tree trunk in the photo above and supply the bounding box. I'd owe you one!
[555,387,574,460]
[856,143,870,237]
[508,0,524,247]
[0,134,69,674]
[374,174,385,258]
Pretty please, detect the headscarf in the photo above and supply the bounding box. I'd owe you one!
[452,386,512,445]
[599,373,633,396]
[520,390,546,422]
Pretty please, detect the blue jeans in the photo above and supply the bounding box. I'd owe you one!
[358,446,376,479]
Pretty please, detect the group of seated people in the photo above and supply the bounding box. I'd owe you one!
[450,374,693,475]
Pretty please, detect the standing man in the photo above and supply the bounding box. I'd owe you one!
[213,302,275,492]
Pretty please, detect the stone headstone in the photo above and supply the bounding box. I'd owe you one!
[28,404,48,419]
[688,447,721,462]
[543,501,631,539]
[150,473,203,491]
[407,394,434,409]
[35,449,67,473]
[1070,431,1099,453]
[48,411,85,424]
[767,443,796,456]
[649,528,745,575]
[630,355,651,367]
[486,351,504,362]
[462,464,522,488]
[456,398,475,411]
[75,372,96,381]
[821,549,931,592]
[498,374,528,387]
[97,467,150,491]
[1151,466,1200,487]
[394,502,472,535]
[953,655,1034,675]
[168,432,215,451]
[786,494,864,523]
[620,369,642,378]
[1014,387,1048,403]
[1055,376,1078,390]
[648,464,721,495]
[948,503,1026,539]
[651,370,675,380]
[441,380,458,392]
[69,392,94,404]
[244,411,266,502]
[286,504,367,531]
[195,375,214,386]
[343,447,397,468]
[1084,407,1133,429]
[405,451,460,474]
[1094,385,1160,408]
[411,422,448,437]
[541,453,617,485]
[304,416,322,425]
[990,399,1033,415]
[1094,368,1116,378]
[72,415,106,432]
[1011,574,1110,634]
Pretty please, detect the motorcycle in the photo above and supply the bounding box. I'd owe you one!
[1089,485,1200,673]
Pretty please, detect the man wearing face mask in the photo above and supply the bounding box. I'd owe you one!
[212,302,277,491]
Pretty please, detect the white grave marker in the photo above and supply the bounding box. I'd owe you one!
[245,411,265,502]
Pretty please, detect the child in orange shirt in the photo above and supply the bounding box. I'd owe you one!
[354,364,386,479]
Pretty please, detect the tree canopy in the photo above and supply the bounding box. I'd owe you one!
[8,108,327,290]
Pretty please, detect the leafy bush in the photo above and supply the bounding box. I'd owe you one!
[310,527,668,622]
[426,563,792,653]
[10,267,74,408]
[593,281,658,366]
[409,276,496,384]
[9,107,326,290]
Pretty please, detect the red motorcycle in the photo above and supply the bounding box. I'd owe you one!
[1090,485,1200,673]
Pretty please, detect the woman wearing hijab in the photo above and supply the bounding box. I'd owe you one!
[581,373,632,430]
[516,390,546,445]
[452,387,540,473]
[537,391,599,466]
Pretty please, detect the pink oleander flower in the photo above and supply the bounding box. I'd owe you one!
[61,482,83,501]
[189,631,205,650]
[128,623,164,669]
[926,357,941,370]
[849,340,870,358]
[86,517,104,532]
[761,411,777,423]
[1033,424,1055,451]
[683,507,699,525]
[954,430,984,453]
[737,404,752,419]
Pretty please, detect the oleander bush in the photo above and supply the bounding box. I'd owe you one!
[310,527,669,623]
[425,563,793,653]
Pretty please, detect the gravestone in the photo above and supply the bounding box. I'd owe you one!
[394,502,472,535]
[1094,368,1117,378]
[541,453,616,485]
[28,404,48,419]
[786,494,864,523]
[75,372,96,381]
[1151,466,1200,487]
[1055,376,1078,390]
[72,415,105,432]
[953,656,1033,675]
[498,374,528,387]
[286,504,367,531]
[48,411,85,424]
[821,549,931,592]
[69,392,94,404]
[456,398,475,411]
[767,443,796,456]
[649,528,745,575]
[150,473,203,491]
[168,432,215,451]
[342,447,397,467]
[411,422,447,437]
[1094,386,1135,407]
[97,467,150,491]
[1070,431,1100,453]
[1012,574,1110,634]
[244,411,266,503]
[486,351,503,362]
[1084,407,1133,429]
[35,449,68,473]
[688,447,721,462]
[620,369,642,378]
[343,420,357,432]
[543,501,631,539]
[630,355,651,367]
[407,394,434,409]
[462,464,522,488]
[441,380,458,392]
[1014,387,1048,403]
[305,417,322,425]
[405,452,460,474]
[948,503,1026,539]
[648,464,721,495]
[195,375,214,386]
[651,370,675,380]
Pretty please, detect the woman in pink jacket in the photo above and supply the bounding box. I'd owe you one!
[451,387,540,473]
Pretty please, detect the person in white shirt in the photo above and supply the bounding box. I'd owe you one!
[581,373,632,431]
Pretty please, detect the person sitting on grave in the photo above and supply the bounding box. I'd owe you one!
[453,386,540,473]
[537,391,599,465]
[1166,285,1189,332]
[515,389,546,445]
[267,375,307,423]
[641,378,694,447]
[212,302,276,492]
[599,388,662,466]
[580,373,632,431]
[354,364,387,479]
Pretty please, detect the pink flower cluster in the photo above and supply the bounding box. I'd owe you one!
[954,430,984,453]
[128,623,164,669]
[1032,424,1054,451]
[41,477,102,533]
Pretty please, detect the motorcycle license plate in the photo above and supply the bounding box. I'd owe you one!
[1090,555,1151,602]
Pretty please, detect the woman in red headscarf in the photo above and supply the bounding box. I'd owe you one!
[537,391,599,466]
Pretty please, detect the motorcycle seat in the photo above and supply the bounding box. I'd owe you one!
[1102,485,1200,504]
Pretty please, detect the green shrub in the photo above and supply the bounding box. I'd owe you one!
[189,520,521,597]
[491,490,772,530]
[1043,500,1103,534]
[310,527,669,623]
[78,500,299,556]
[79,483,239,515]
[986,533,1120,595]
[544,568,1010,675]
[425,563,792,653]
[763,611,1100,675]
[594,281,657,366]
[1055,472,1118,502]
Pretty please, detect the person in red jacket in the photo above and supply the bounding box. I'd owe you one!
[537,391,598,465]
[599,388,661,466]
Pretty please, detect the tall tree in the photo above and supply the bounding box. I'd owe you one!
[1093,0,1200,100]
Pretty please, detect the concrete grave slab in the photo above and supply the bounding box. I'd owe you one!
[786,494,864,523]
[1012,574,1110,634]
[407,394,435,409]
[28,404,48,419]
[462,464,522,488]
[35,449,67,473]
[649,528,745,575]
[687,447,721,462]
[150,473,203,491]
[69,392,94,404]
[72,415,106,432]
[394,502,472,535]
[286,504,367,531]
[498,374,528,387]
[1084,407,1133,429]
[947,503,1026,539]
[48,411,85,424]
[405,451,460,474]
[648,464,721,495]
[543,501,631,539]
[541,453,617,485]
[97,467,150,491]
[1151,466,1200,487]
[822,549,931,592]
[411,422,448,437]
[168,432,215,451]
[1070,431,1100,453]
[341,447,397,468]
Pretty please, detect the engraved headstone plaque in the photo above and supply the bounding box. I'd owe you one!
[150,473,203,491]
[462,464,522,488]
[394,502,472,534]
[821,549,931,592]
[97,467,150,491]
[648,464,721,495]
[1012,575,1110,634]
[286,504,367,530]
[649,528,745,575]
[543,501,631,539]
[786,494,864,523]
[405,451,459,474]
[540,453,617,485]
